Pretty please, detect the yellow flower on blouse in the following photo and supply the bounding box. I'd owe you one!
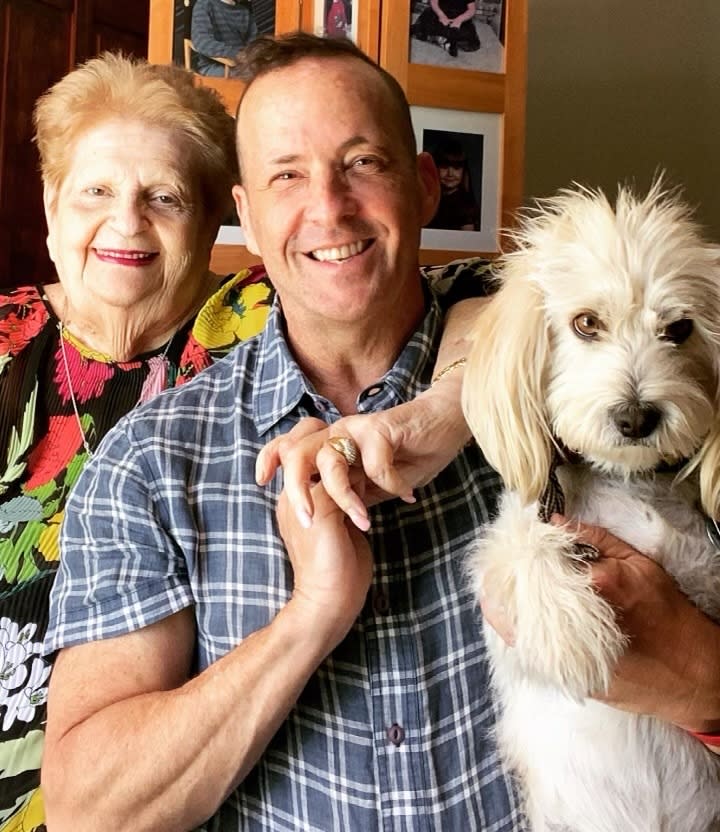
[192,271,274,351]
[36,511,62,563]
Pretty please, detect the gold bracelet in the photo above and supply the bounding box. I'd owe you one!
[431,357,467,385]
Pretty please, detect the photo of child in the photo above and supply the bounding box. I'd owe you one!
[424,131,483,231]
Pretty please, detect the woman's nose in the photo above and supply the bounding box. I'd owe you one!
[110,194,149,236]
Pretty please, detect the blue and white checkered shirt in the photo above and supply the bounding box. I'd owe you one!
[46,296,524,831]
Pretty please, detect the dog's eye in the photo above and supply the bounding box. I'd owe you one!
[660,319,693,345]
[572,312,604,340]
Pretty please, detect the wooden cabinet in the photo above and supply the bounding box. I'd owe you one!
[0,0,150,289]
[148,0,526,272]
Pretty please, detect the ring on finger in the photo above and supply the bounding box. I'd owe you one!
[327,436,360,466]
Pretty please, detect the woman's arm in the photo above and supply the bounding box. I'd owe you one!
[256,296,488,530]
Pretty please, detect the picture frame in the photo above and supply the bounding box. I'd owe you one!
[308,0,381,59]
[380,1,510,112]
[409,1,504,75]
[413,105,501,253]
[148,0,307,112]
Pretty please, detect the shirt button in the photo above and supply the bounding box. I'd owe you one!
[373,590,390,614]
[366,385,383,397]
[386,723,405,746]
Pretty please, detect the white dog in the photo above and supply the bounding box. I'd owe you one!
[463,182,720,831]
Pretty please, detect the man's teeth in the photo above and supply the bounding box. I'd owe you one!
[311,240,366,262]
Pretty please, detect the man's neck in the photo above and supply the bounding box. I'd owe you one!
[284,308,424,416]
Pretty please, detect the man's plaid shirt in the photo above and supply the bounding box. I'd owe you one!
[46,297,524,831]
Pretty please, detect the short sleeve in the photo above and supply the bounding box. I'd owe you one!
[44,419,194,654]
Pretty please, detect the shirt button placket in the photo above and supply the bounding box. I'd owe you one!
[386,722,405,747]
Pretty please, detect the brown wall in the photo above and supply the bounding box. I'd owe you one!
[0,0,150,289]
[524,0,720,240]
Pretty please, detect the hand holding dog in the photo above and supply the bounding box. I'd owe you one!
[482,514,720,738]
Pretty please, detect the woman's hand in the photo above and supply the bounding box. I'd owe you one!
[481,515,720,738]
[256,373,470,531]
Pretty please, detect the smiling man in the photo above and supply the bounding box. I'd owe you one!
[40,34,522,832]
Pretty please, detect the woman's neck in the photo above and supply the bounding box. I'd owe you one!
[44,275,219,361]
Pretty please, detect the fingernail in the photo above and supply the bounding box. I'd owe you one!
[297,509,312,529]
[401,492,416,504]
[350,511,371,532]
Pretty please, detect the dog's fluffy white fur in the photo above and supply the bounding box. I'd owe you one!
[463,182,720,831]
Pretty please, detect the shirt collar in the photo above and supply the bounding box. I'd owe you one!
[253,290,444,436]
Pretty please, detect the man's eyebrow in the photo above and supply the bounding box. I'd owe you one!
[267,136,383,167]
[269,154,301,166]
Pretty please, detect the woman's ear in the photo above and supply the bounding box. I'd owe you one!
[232,184,260,256]
[416,151,441,227]
[43,184,58,265]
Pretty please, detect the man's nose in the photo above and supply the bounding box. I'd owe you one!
[305,169,358,224]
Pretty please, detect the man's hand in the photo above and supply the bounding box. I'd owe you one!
[278,480,374,646]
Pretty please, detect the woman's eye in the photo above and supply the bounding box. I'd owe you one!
[152,193,178,206]
[572,311,604,340]
[660,318,693,345]
[85,186,107,197]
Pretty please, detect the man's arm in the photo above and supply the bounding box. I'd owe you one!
[43,447,373,831]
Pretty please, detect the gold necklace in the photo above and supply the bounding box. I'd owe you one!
[57,322,175,457]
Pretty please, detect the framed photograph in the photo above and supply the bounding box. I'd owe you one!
[409,0,504,74]
[313,0,357,43]
[380,1,514,113]
[308,0,381,59]
[171,0,277,77]
[149,0,304,112]
[413,106,501,253]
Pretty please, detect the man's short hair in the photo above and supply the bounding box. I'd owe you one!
[234,32,417,174]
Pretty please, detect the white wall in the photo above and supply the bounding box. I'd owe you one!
[524,0,719,239]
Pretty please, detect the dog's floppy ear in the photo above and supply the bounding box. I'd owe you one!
[697,425,720,521]
[462,259,554,504]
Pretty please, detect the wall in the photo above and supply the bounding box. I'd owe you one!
[0,0,150,288]
[524,0,720,239]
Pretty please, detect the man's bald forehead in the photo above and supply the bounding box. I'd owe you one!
[235,55,416,179]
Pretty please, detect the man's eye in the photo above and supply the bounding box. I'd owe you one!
[351,156,380,170]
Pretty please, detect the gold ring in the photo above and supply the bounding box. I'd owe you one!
[327,436,360,466]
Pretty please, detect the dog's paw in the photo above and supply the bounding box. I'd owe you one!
[470,508,627,699]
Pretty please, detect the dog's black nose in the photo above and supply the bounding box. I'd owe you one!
[611,402,661,439]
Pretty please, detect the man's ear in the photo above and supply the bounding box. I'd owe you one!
[43,184,58,265]
[416,151,441,227]
[232,184,260,256]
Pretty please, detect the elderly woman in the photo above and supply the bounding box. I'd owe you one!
[0,52,276,830]
[0,52,489,829]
